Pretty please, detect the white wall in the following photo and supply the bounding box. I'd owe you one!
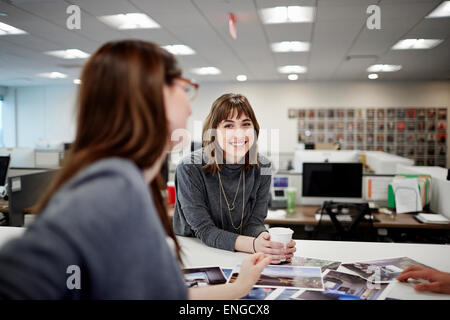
[2,80,450,166]
[2,85,77,148]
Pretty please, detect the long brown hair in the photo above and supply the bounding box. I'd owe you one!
[35,40,183,263]
[202,93,260,174]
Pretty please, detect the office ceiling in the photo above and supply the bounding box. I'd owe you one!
[0,0,449,86]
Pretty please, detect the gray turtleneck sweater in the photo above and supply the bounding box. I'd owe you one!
[173,149,272,251]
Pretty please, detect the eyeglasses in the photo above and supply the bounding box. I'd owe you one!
[176,77,199,101]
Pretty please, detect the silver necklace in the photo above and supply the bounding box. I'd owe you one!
[218,168,245,234]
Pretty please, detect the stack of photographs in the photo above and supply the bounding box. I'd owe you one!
[290,107,448,167]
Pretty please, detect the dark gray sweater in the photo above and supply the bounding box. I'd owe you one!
[0,158,187,299]
[173,149,272,251]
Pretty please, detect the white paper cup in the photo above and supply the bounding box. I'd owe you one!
[268,227,294,262]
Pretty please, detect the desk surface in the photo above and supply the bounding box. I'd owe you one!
[178,235,450,300]
[0,227,449,300]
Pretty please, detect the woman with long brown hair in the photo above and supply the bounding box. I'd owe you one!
[173,93,296,263]
[0,40,270,299]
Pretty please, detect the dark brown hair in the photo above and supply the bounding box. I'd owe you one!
[35,40,183,262]
[202,93,260,174]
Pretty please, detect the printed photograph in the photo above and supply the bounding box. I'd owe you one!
[427,108,436,119]
[293,270,390,300]
[341,257,430,283]
[229,265,324,290]
[183,267,227,287]
[240,287,276,300]
[437,108,447,120]
[290,257,341,273]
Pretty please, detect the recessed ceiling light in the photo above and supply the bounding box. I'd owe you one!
[271,41,310,52]
[366,64,402,72]
[288,74,299,80]
[162,44,195,55]
[191,67,221,75]
[368,73,378,80]
[278,65,307,74]
[0,21,27,35]
[98,13,160,30]
[45,49,90,59]
[391,39,443,50]
[73,79,81,85]
[236,74,247,82]
[259,6,315,24]
[426,1,450,18]
[36,72,67,79]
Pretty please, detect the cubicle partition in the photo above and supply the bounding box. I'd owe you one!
[6,169,58,226]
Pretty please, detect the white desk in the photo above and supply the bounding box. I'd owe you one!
[178,236,450,300]
[1,227,449,300]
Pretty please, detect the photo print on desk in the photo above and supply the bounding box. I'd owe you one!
[292,270,390,301]
[341,257,430,283]
[228,265,324,291]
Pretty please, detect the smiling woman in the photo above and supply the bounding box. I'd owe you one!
[173,93,297,263]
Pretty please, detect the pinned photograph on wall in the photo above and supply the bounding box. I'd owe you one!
[347,122,354,131]
[341,257,430,283]
[298,109,306,118]
[228,265,324,291]
[317,133,325,143]
[289,257,341,273]
[337,109,345,118]
[397,134,405,143]
[397,121,405,131]
[347,109,355,118]
[327,122,335,130]
[367,121,374,131]
[376,134,384,143]
[406,108,416,119]
[387,134,394,143]
[183,267,227,287]
[427,108,436,119]
[437,133,446,144]
[417,134,426,143]
[308,110,315,118]
[397,109,406,118]
[427,121,436,131]
[437,108,447,120]
[357,109,364,118]
[427,133,435,143]
[288,109,297,119]
[387,121,395,131]
[377,109,384,119]
[417,121,425,131]
[356,121,364,132]
[367,109,375,119]
[327,133,336,143]
[298,120,306,130]
[337,121,344,130]
[417,108,425,119]
[318,109,326,118]
[317,122,325,130]
[292,270,391,300]
[327,109,335,118]
[377,121,385,130]
[387,109,395,118]
[406,134,415,143]
[437,121,446,131]
[407,122,415,131]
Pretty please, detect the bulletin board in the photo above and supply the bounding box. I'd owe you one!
[288,107,448,167]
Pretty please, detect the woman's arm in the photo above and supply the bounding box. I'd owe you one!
[188,253,271,300]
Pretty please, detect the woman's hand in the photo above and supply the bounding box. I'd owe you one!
[233,253,272,297]
[253,232,297,264]
[397,265,450,294]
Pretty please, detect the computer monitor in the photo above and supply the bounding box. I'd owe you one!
[0,148,35,168]
[294,150,360,173]
[0,156,10,186]
[301,162,363,205]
